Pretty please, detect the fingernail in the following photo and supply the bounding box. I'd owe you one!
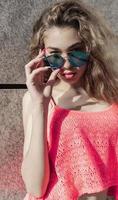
[39,49,41,54]
[39,49,44,54]
[41,49,45,53]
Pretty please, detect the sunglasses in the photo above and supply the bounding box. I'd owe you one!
[43,50,90,70]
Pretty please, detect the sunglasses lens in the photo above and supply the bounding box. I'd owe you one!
[69,51,90,67]
[69,56,88,67]
[44,50,90,69]
[70,50,89,60]
[45,54,64,69]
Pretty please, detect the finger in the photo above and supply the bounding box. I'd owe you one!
[30,66,51,80]
[38,48,45,55]
[36,64,50,83]
[43,69,60,98]
[38,48,44,54]
[48,69,60,81]
[25,51,45,79]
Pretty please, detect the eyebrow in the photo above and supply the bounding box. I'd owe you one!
[46,42,82,51]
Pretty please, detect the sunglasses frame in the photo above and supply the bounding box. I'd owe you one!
[43,49,90,69]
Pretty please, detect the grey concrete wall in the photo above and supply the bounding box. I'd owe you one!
[0,0,118,199]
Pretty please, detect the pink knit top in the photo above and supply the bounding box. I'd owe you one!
[23,98,118,200]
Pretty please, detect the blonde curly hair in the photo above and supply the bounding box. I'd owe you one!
[29,0,118,103]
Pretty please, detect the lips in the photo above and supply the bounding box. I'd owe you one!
[62,71,76,79]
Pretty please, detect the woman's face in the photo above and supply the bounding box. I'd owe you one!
[44,26,88,87]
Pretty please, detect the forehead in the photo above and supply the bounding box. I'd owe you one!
[44,26,81,50]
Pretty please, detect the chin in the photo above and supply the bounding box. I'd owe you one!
[57,74,81,86]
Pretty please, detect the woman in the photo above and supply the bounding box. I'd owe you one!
[21,0,118,199]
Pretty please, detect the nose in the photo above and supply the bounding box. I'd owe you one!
[63,58,71,69]
[61,53,71,69]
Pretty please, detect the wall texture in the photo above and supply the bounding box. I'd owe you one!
[0,0,118,199]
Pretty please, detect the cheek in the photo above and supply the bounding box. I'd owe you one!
[76,65,87,76]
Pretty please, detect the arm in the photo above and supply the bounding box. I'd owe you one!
[21,91,50,198]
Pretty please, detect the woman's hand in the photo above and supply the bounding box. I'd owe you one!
[25,50,60,104]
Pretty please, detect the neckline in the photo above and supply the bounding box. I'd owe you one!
[51,97,115,115]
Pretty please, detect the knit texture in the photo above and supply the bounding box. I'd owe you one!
[23,99,118,200]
